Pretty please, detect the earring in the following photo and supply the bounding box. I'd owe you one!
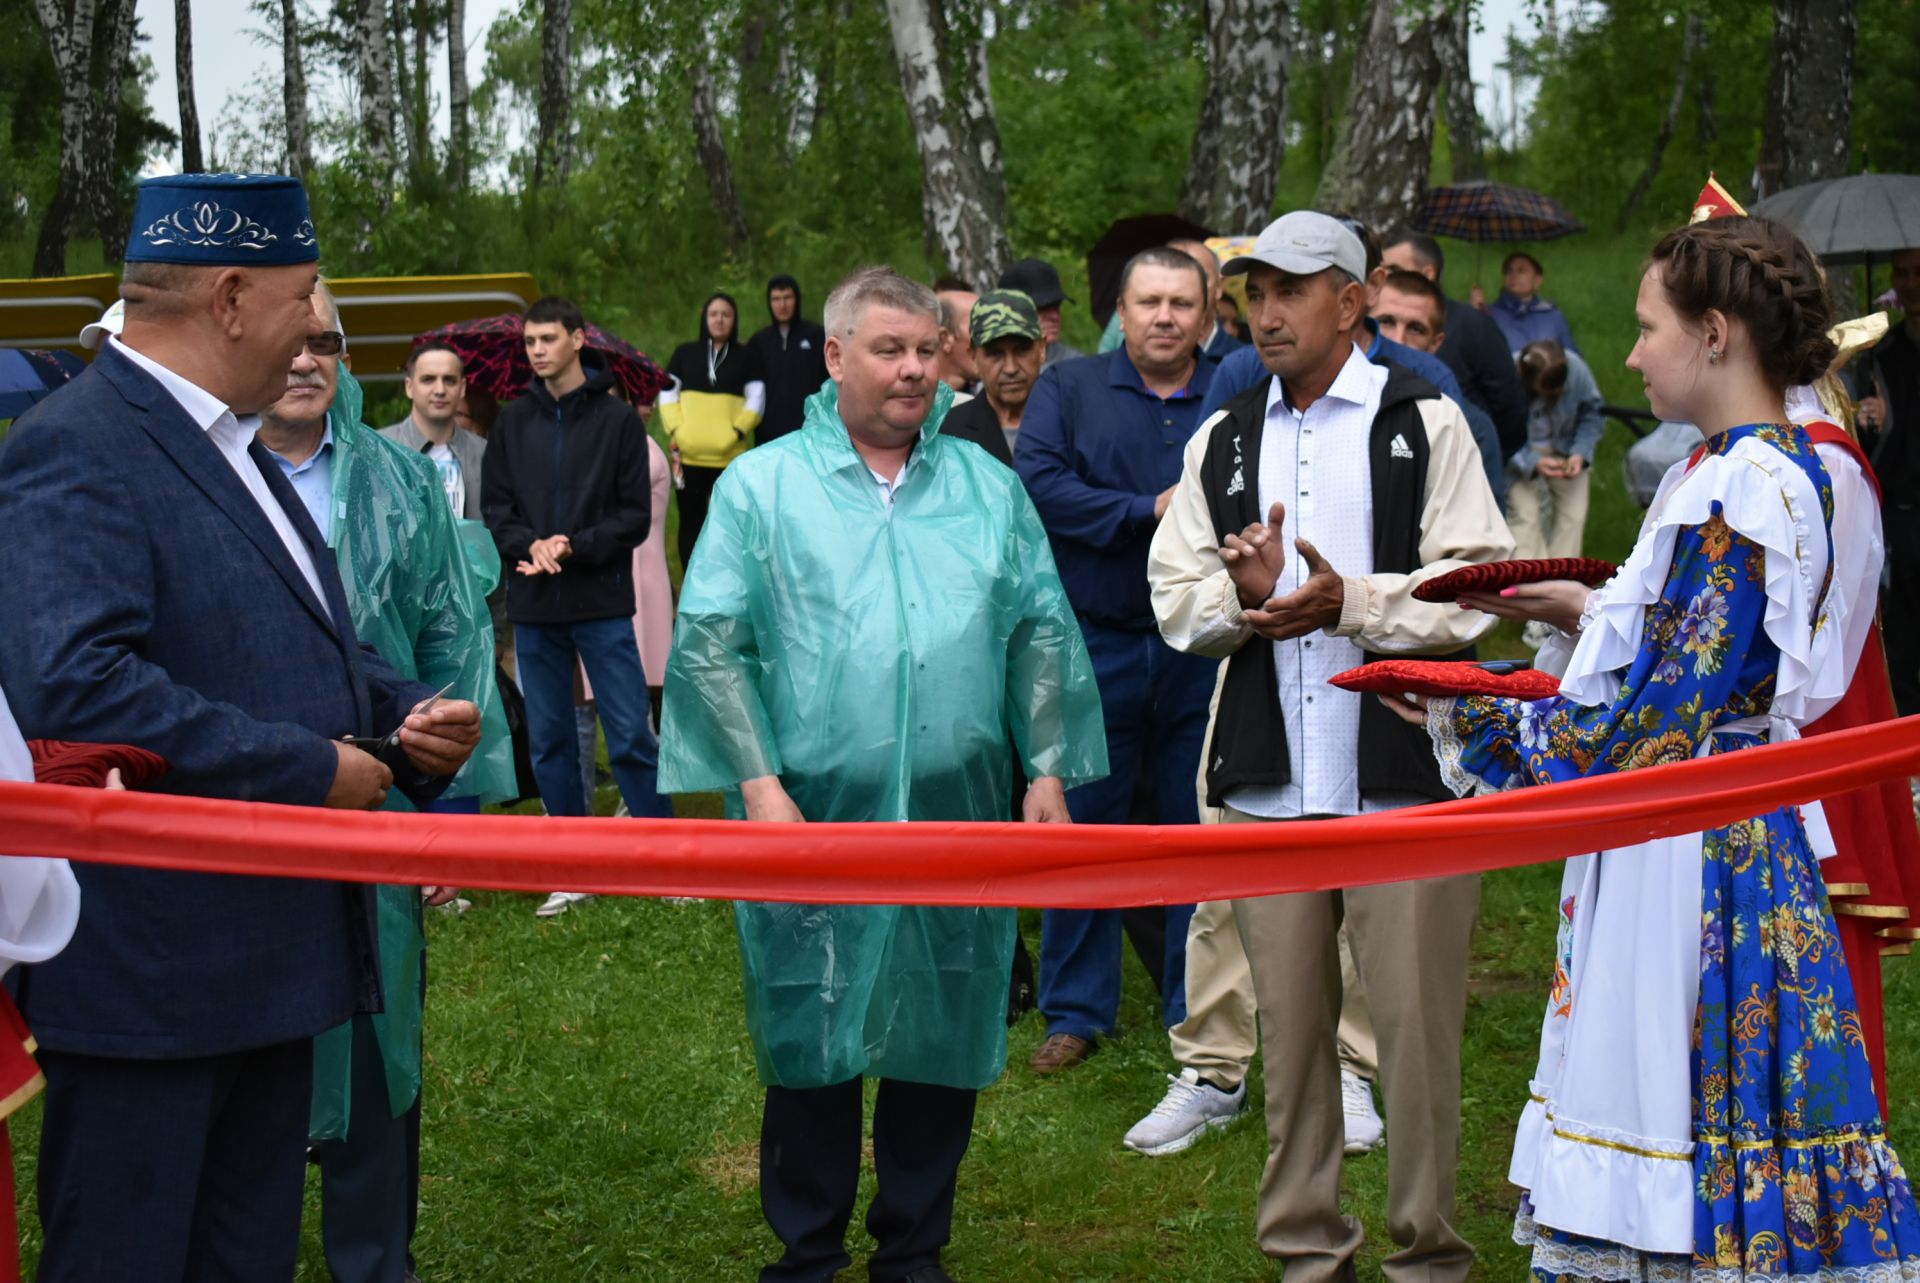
[1708,347,1722,363]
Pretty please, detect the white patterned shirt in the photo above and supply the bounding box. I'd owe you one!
[111,338,332,621]
[1226,343,1422,819]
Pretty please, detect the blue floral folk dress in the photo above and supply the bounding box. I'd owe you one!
[1433,423,1920,1281]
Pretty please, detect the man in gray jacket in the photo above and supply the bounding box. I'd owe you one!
[381,341,485,520]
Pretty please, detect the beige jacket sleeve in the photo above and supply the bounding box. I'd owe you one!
[1330,397,1515,654]
[1148,414,1256,659]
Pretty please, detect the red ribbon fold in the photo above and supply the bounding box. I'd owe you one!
[4,717,1920,907]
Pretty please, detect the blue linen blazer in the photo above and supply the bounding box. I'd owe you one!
[0,344,439,1059]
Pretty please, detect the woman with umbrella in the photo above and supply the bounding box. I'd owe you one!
[659,294,766,569]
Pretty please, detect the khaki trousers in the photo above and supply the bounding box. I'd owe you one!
[1233,816,1480,1281]
[1505,461,1592,560]
[1168,818,1377,1088]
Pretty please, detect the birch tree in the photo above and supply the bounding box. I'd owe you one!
[886,0,1011,287]
[534,0,572,187]
[1758,0,1854,195]
[32,0,139,275]
[690,60,750,250]
[1312,0,1440,235]
[1179,0,1291,232]
[1434,1,1483,181]
[447,0,470,189]
[280,0,312,178]
[174,0,205,171]
[355,0,398,195]
[1618,12,1704,230]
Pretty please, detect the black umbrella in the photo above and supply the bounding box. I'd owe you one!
[1751,173,1920,267]
[1086,212,1214,329]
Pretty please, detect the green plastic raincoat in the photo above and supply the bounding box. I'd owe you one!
[311,369,516,1139]
[659,381,1107,1091]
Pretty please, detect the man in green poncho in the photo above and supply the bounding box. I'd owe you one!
[255,283,516,1283]
[660,267,1107,1283]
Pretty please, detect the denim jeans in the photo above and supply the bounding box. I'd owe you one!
[514,616,672,818]
[1037,621,1214,1041]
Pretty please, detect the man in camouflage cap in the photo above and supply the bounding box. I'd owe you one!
[939,289,1046,466]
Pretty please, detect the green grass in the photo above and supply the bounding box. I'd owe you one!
[14,862,1911,1279]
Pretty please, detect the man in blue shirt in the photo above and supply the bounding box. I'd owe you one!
[1013,246,1220,1073]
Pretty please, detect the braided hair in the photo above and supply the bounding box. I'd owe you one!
[1647,216,1836,390]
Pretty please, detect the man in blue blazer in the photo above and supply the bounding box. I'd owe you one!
[0,174,481,1281]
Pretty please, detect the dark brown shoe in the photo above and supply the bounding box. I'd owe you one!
[1028,1032,1094,1074]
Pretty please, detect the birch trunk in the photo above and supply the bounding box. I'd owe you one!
[1434,1,1483,182]
[885,0,1011,287]
[281,0,312,179]
[1618,12,1703,231]
[1312,0,1440,234]
[690,62,750,251]
[355,0,397,197]
[1759,0,1854,196]
[1180,0,1292,232]
[447,0,470,189]
[534,0,572,187]
[32,0,137,273]
[174,0,204,171]
[89,0,137,253]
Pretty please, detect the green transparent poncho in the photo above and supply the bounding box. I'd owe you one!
[660,382,1107,1090]
[312,368,516,1137]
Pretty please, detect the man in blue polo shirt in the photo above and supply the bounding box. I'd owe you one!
[1013,246,1219,1074]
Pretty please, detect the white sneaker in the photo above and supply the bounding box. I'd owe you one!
[1341,1069,1385,1154]
[535,891,594,918]
[1123,1068,1247,1156]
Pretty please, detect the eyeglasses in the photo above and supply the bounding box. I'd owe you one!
[306,331,345,357]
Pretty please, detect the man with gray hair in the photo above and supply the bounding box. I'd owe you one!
[659,266,1107,1283]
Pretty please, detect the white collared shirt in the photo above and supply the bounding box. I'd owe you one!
[111,338,332,621]
[1226,342,1422,819]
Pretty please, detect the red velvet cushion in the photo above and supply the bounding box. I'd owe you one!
[27,741,171,789]
[1328,660,1563,701]
[1411,557,1617,604]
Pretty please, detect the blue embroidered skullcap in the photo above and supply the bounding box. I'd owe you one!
[125,173,320,266]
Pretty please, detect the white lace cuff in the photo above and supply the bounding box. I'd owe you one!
[1424,696,1479,798]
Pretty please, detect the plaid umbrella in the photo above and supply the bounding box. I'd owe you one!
[413,314,670,405]
[1410,181,1585,243]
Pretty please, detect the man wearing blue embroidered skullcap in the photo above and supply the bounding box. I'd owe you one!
[0,172,482,1279]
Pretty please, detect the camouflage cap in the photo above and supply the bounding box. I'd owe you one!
[969,289,1043,348]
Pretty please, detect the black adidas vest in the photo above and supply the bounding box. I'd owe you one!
[1195,363,1465,807]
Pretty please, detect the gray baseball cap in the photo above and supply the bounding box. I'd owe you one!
[1222,211,1366,284]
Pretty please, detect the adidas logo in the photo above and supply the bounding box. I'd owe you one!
[1226,468,1245,496]
[1389,433,1414,459]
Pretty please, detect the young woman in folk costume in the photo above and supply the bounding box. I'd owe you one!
[1390,216,1920,1280]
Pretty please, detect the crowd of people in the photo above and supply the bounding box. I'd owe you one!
[0,164,1917,1283]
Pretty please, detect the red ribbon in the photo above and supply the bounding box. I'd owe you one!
[4,717,1920,907]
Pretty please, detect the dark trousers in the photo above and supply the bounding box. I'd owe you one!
[677,464,724,570]
[759,1078,977,1283]
[515,616,673,818]
[1883,547,1920,716]
[313,1013,422,1283]
[36,1039,313,1282]
[1038,621,1213,1040]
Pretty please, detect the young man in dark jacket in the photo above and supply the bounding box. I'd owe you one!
[483,296,672,915]
[746,273,829,444]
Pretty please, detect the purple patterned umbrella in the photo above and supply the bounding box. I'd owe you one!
[1410,181,1586,243]
[413,314,670,405]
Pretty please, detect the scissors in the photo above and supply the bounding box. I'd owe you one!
[343,681,457,760]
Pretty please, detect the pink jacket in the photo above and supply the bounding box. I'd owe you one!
[632,436,675,686]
